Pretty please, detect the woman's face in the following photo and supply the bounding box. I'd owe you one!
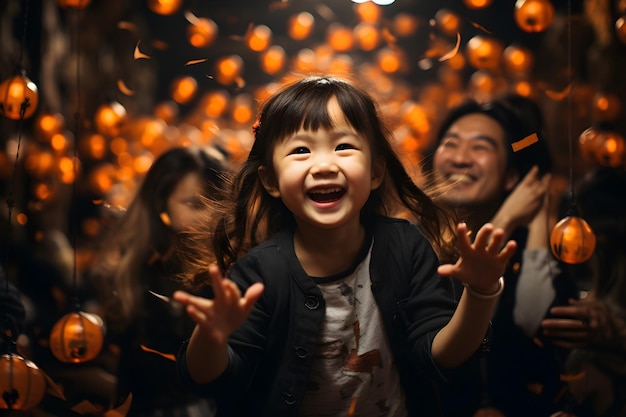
[432,113,517,209]
[165,172,207,231]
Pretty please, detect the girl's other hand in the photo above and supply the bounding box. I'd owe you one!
[173,264,264,345]
[437,222,516,293]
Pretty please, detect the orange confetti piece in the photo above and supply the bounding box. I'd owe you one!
[140,344,176,361]
[151,39,169,50]
[545,84,572,101]
[185,58,208,66]
[117,21,137,32]
[560,371,586,382]
[117,79,135,96]
[184,10,200,25]
[439,33,461,62]
[532,336,544,347]
[92,199,104,205]
[347,397,358,416]
[512,133,539,152]
[525,382,543,395]
[467,19,493,34]
[133,41,151,60]
[381,27,397,46]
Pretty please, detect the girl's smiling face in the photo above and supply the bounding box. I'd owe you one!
[260,96,384,232]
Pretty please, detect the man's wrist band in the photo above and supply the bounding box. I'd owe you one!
[464,277,505,300]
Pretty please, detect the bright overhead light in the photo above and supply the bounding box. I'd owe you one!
[351,0,396,4]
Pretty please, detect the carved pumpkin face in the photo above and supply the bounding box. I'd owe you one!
[0,353,47,410]
[49,311,105,363]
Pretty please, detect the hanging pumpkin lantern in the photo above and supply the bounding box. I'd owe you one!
[578,126,601,163]
[593,130,626,168]
[0,353,47,410]
[466,35,503,71]
[0,74,39,120]
[514,0,555,33]
[550,215,596,264]
[503,44,534,76]
[49,311,105,363]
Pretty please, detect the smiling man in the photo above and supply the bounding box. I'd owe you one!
[420,95,580,417]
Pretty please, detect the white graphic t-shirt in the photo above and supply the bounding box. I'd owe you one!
[298,243,408,417]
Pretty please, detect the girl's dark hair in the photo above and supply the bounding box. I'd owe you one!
[421,95,552,183]
[211,75,457,273]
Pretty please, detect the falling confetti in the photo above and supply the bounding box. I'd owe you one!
[133,41,151,60]
[439,33,461,62]
[511,132,539,152]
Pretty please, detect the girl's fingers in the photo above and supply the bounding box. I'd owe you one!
[455,223,473,253]
[473,223,494,250]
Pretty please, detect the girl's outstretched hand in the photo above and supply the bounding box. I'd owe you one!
[438,223,517,293]
[173,264,264,346]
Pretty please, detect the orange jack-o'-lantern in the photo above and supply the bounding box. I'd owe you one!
[49,311,105,363]
[550,216,596,264]
[0,353,47,410]
[0,74,39,120]
[514,0,555,32]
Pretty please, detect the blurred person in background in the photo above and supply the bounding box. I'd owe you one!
[420,94,579,417]
[543,167,626,417]
[88,145,229,417]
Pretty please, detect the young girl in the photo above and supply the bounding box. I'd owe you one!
[173,76,516,417]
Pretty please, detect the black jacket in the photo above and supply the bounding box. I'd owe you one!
[178,216,480,416]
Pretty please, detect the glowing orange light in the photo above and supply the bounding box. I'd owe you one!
[187,17,218,48]
[94,101,127,137]
[550,216,596,264]
[377,47,401,73]
[354,23,380,51]
[327,23,354,52]
[57,0,91,8]
[592,92,622,122]
[154,100,178,124]
[170,76,198,105]
[59,156,77,184]
[16,213,28,225]
[354,1,381,23]
[147,0,181,15]
[392,13,419,37]
[0,74,39,120]
[463,0,493,9]
[434,9,461,37]
[134,153,154,174]
[503,44,534,75]
[86,133,107,160]
[247,25,272,52]
[594,131,626,168]
[202,90,230,118]
[110,137,128,155]
[512,80,535,98]
[215,55,244,86]
[35,113,65,141]
[25,151,55,178]
[514,0,555,33]
[466,35,503,71]
[288,12,315,40]
[293,48,317,73]
[260,45,286,75]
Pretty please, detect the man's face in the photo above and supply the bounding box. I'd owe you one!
[432,113,517,209]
